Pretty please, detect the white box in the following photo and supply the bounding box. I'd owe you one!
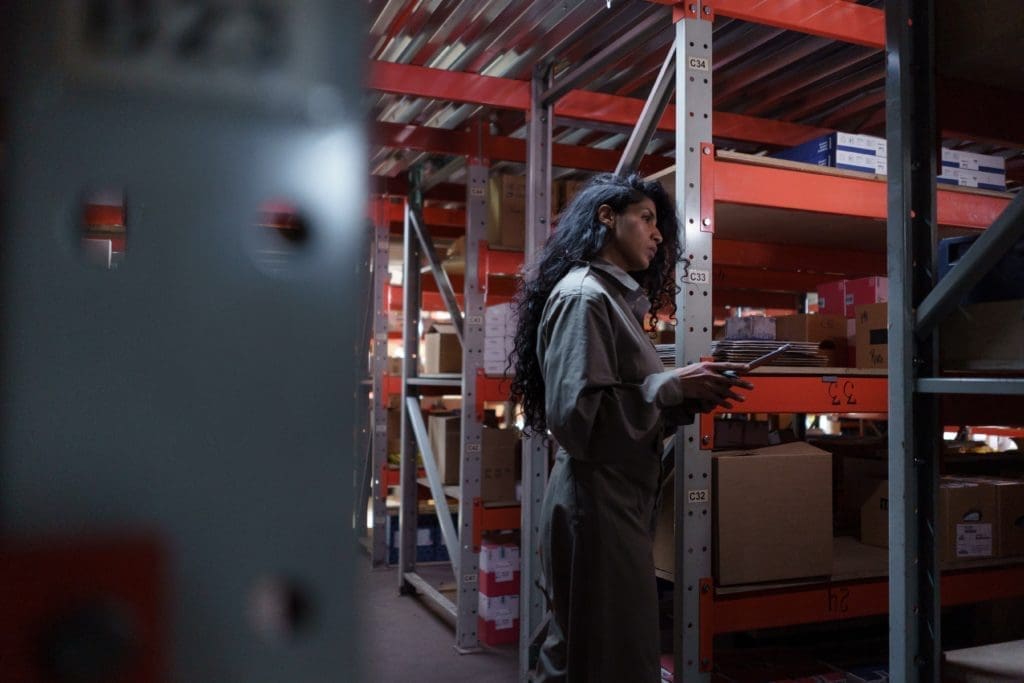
[837,132,887,156]
[485,303,516,336]
[480,541,520,576]
[837,149,887,175]
[478,593,520,622]
[725,316,775,340]
[937,167,1006,191]
[941,148,1005,173]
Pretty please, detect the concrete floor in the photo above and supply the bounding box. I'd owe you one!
[356,559,519,683]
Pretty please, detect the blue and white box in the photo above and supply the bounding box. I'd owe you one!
[937,166,1006,192]
[771,132,887,174]
[941,148,1005,174]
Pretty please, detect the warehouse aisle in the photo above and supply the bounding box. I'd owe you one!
[356,560,519,682]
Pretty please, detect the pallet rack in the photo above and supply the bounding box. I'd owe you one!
[365,1,1024,679]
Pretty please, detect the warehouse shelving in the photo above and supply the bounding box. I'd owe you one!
[381,160,532,652]
[365,0,1024,679]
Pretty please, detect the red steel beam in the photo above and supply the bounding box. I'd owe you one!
[713,158,1010,229]
[714,239,884,277]
[710,564,1024,634]
[369,61,830,147]
[373,121,675,174]
[648,0,885,49]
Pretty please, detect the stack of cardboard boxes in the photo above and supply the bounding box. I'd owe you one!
[426,415,520,504]
[486,174,591,251]
[477,536,521,645]
[772,131,1008,191]
[816,276,889,369]
[861,475,1024,565]
[484,303,518,377]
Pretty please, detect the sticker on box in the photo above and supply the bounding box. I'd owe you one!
[956,523,993,557]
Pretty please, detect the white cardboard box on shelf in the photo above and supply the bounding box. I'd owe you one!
[941,148,1006,174]
[937,166,1006,191]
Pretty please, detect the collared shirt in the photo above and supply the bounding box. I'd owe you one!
[537,259,694,488]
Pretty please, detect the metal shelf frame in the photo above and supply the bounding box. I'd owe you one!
[398,160,489,651]
[887,2,1024,679]
[366,1,1024,679]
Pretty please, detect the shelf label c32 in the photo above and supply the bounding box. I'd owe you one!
[687,489,709,504]
[686,269,711,286]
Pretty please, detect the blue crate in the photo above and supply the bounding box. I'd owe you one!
[938,235,1024,304]
[385,510,458,565]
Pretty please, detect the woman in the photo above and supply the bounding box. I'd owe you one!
[510,173,752,682]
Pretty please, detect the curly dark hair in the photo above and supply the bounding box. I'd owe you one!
[509,172,684,436]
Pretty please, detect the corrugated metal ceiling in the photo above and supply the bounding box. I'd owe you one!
[368,0,1021,192]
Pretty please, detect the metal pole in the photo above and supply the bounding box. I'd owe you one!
[408,210,466,342]
[674,4,714,680]
[616,44,677,177]
[916,191,1024,336]
[399,195,424,594]
[539,9,668,107]
[886,1,940,679]
[519,62,554,683]
[370,208,391,566]
[454,159,490,652]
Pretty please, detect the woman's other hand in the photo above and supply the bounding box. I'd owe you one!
[673,362,753,411]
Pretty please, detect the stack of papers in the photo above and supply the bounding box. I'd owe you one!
[711,340,829,367]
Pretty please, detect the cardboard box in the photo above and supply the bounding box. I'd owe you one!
[477,594,519,645]
[561,179,587,212]
[485,303,515,337]
[482,427,519,503]
[423,324,461,374]
[845,276,888,314]
[479,538,521,596]
[855,302,887,369]
[958,476,1024,558]
[861,477,998,563]
[941,148,1006,174]
[774,314,848,343]
[487,174,526,251]
[713,418,770,449]
[941,299,1024,371]
[817,280,847,317]
[386,404,402,456]
[713,442,833,585]
[428,413,461,486]
[770,132,886,170]
[724,315,776,340]
[656,442,832,586]
[774,313,849,365]
[937,166,1007,192]
[993,479,1024,557]
[835,453,888,537]
[859,480,888,548]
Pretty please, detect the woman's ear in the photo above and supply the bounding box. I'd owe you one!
[596,203,615,229]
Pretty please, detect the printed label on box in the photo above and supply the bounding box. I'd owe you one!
[956,523,993,557]
[495,616,514,630]
[417,529,432,547]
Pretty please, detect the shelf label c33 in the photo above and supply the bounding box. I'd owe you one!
[686,268,711,286]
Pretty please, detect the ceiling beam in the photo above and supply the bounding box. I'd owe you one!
[372,121,675,175]
[645,0,885,49]
[369,61,830,147]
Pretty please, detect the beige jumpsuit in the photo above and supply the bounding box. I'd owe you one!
[533,260,695,682]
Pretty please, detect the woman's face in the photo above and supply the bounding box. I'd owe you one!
[596,196,663,272]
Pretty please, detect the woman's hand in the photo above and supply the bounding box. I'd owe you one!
[673,362,753,411]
